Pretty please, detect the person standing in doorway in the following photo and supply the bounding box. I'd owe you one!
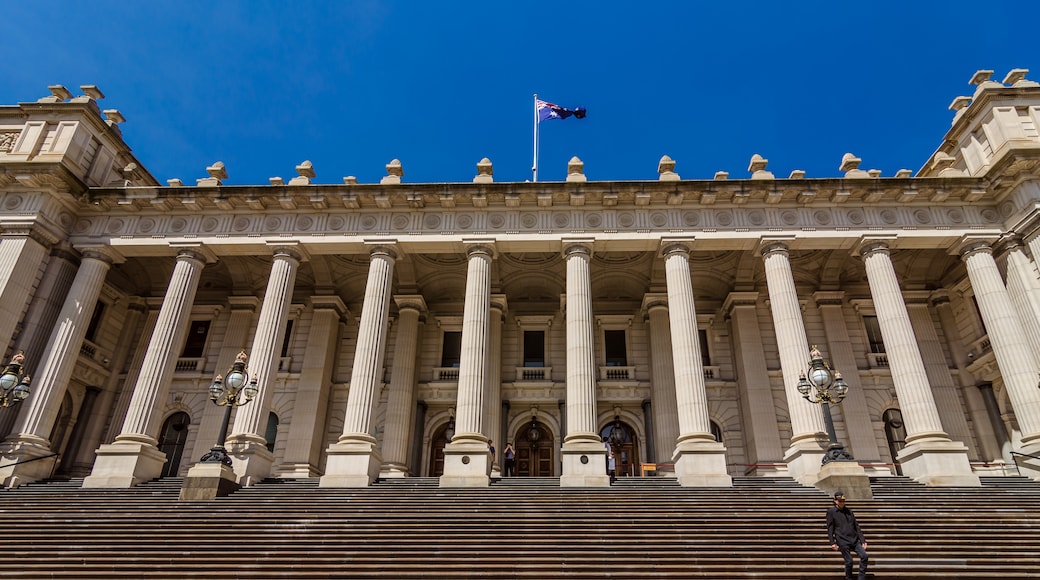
[827,491,869,580]
[503,442,516,477]
[603,437,616,481]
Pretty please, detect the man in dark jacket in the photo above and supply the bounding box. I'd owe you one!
[826,491,869,580]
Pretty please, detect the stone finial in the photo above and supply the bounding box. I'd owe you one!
[289,160,315,185]
[103,109,125,125]
[929,151,965,176]
[748,154,774,179]
[658,155,679,181]
[1003,68,1039,87]
[713,171,729,180]
[867,169,882,178]
[197,161,227,187]
[270,177,285,186]
[343,176,358,185]
[969,70,994,85]
[473,158,494,183]
[167,178,184,187]
[566,156,587,182]
[381,159,403,185]
[80,85,105,100]
[48,85,72,100]
[894,169,913,178]
[788,170,806,179]
[840,153,869,178]
[948,96,971,112]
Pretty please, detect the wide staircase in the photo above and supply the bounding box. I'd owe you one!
[2,474,1038,578]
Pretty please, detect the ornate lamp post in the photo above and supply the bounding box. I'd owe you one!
[0,352,31,408]
[199,351,258,466]
[796,345,853,464]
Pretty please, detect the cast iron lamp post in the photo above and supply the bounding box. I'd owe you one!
[199,351,258,466]
[796,345,854,464]
[0,352,31,407]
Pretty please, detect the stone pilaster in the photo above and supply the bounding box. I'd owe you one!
[441,243,494,487]
[84,246,211,488]
[723,292,784,475]
[0,226,52,360]
[662,241,730,486]
[860,239,977,486]
[322,245,397,487]
[559,240,609,487]
[759,240,828,483]
[960,239,1040,478]
[642,294,679,464]
[484,295,506,476]
[379,295,425,478]
[278,296,346,478]
[1,247,118,487]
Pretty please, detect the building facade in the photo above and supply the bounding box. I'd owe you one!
[1,70,1040,490]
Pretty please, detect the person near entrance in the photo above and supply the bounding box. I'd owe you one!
[603,437,615,481]
[827,491,869,580]
[503,442,516,477]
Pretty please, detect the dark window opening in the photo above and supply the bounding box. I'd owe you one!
[181,320,211,358]
[698,329,711,367]
[85,302,105,343]
[441,331,463,368]
[523,330,545,367]
[605,329,627,367]
[280,319,294,357]
[864,315,885,354]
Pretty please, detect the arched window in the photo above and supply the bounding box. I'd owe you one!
[882,408,906,476]
[265,412,279,453]
[710,421,723,443]
[158,412,191,478]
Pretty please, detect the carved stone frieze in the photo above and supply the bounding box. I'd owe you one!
[0,131,19,152]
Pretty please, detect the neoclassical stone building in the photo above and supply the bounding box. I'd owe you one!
[2,69,1040,492]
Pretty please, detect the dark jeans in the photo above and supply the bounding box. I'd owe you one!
[504,458,515,477]
[838,542,868,580]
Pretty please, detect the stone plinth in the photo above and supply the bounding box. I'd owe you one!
[81,441,167,488]
[178,462,241,501]
[898,439,981,486]
[673,439,732,487]
[814,460,873,500]
[560,440,610,487]
[439,440,491,487]
[320,437,381,487]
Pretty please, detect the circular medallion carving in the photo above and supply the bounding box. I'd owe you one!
[392,215,409,229]
[329,216,345,230]
[683,211,700,226]
[489,214,506,228]
[880,209,897,224]
[947,209,964,224]
[521,213,538,228]
[650,212,668,227]
[813,210,831,225]
[59,212,74,228]
[361,216,377,230]
[233,217,250,231]
[999,201,1015,218]
[586,213,602,228]
[171,218,187,232]
[748,210,765,226]
[265,216,282,230]
[981,209,999,222]
[458,214,474,229]
[107,219,125,234]
[847,209,864,225]
[782,211,798,225]
[201,217,219,232]
[553,213,569,228]
[618,212,635,227]
[139,217,156,233]
[424,214,442,229]
[4,195,23,210]
[717,211,733,226]
[913,209,931,224]
[74,219,91,234]
[298,216,314,230]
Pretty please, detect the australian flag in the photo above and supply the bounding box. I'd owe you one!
[537,99,587,122]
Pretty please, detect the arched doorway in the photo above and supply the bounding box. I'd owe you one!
[601,418,638,477]
[883,408,906,476]
[513,419,554,477]
[428,418,455,477]
[158,412,191,478]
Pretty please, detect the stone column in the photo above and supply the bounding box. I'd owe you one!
[860,239,977,485]
[760,240,828,483]
[58,386,101,476]
[103,301,161,444]
[812,292,885,473]
[661,241,730,487]
[0,247,117,487]
[642,294,679,464]
[322,244,397,487]
[84,246,211,488]
[0,225,52,360]
[441,243,494,487]
[559,241,609,487]
[723,291,784,475]
[960,239,1040,477]
[9,245,77,373]
[484,295,506,476]
[278,296,346,478]
[379,295,425,478]
[998,237,1040,368]
[227,246,302,486]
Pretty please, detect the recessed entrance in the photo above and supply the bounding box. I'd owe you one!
[514,420,554,477]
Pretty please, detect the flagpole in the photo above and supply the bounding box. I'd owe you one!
[532,93,538,182]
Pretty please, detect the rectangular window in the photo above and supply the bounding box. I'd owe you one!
[85,302,106,343]
[441,331,463,368]
[523,330,545,367]
[280,319,294,357]
[181,320,211,358]
[604,329,627,367]
[863,316,885,354]
[698,329,711,367]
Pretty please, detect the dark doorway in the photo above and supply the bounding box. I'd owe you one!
[158,412,191,477]
[514,420,554,476]
[601,418,639,477]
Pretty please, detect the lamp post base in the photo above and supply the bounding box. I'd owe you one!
[200,446,232,467]
[822,442,854,465]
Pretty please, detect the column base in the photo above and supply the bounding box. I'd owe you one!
[0,436,59,488]
[82,439,166,489]
[897,439,980,486]
[320,436,381,487]
[227,437,275,487]
[560,438,610,487]
[178,462,241,501]
[814,459,873,499]
[274,462,322,478]
[379,462,411,478]
[440,439,491,487]
[783,438,828,486]
[673,438,732,487]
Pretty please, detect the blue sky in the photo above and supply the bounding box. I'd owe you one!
[3,1,1035,185]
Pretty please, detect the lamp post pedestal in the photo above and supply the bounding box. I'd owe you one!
[815,458,873,500]
[179,461,241,501]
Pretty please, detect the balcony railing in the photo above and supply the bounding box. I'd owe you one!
[867,352,889,368]
[515,367,552,381]
[599,366,636,381]
[702,366,721,380]
[433,367,460,381]
[175,357,206,372]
